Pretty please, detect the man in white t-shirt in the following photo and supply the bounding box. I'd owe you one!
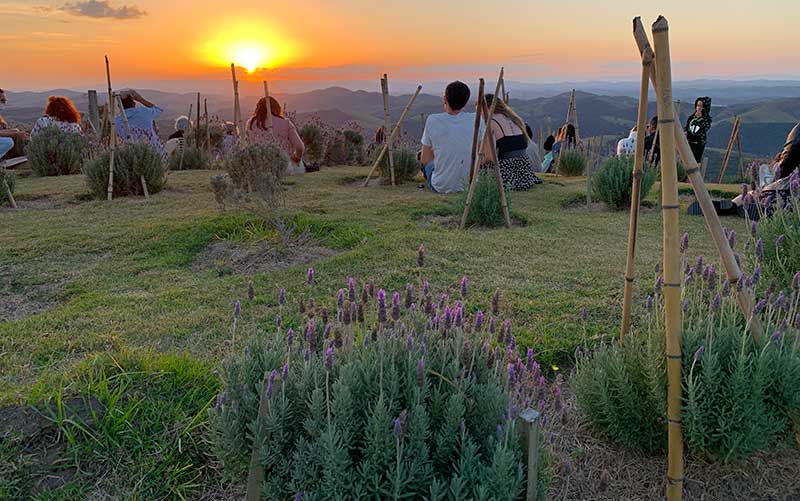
[420,81,480,193]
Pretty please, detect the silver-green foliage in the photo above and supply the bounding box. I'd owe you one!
[26,125,87,176]
[372,147,419,184]
[574,244,800,460]
[299,124,324,164]
[754,184,799,291]
[0,168,15,204]
[592,156,657,210]
[557,150,586,176]
[211,144,287,212]
[168,145,210,171]
[454,171,511,227]
[209,271,556,499]
[82,143,167,199]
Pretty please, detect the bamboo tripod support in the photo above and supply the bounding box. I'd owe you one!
[556,90,578,174]
[114,94,149,198]
[717,116,741,183]
[196,93,202,147]
[230,64,244,143]
[363,86,422,186]
[633,17,763,340]
[105,56,116,201]
[204,98,211,155]
[380,74,396,185]
[735,132,744,180]
[620,47,654,342]
[460,69,511,229]
[468,83,483,185]
[651,17,684,501]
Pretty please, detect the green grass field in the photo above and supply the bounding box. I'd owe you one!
[0,167,749,497]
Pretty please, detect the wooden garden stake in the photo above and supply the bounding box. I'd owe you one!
[230,64,244,142]
[517,408,541,501]
[538,127,544,163]
[263,81,273,130]
[468,79,485,184]
[620,47,654,343]
[718,116,740,183]
[105,56,116,201]
[736,131,745,180]
[196,93,202,147]
[204,98,211,155]
[381,74,396,185]
[652,17,684,501]
[87,90,100,134]
[114,94,149,198]
[460,68,511,229]
[633,16,763,341]
[363,86,422,186]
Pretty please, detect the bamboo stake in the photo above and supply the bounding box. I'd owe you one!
[718,116,740,183]
[263,81,273,129]
[468,80,484,185]
[460,68,510,229]
[573,104,581,145]
[620,47,654,343]
[196,93,202,147]
[633,16,762,341]
[204,98,211,155]
[538,127,544,164]
[651,16,683,501]
[105,56,116,201]
[736,129,745,180]
[87,90,100,134]
[363,86,422,186]
[230,64,243,142]
[381,74,396,186]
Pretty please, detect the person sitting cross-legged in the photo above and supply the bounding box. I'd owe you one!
[419,81,482,193]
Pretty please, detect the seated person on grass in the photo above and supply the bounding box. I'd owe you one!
[0,88,29,160]
[419,81,481,193]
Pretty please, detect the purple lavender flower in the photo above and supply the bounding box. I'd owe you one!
[655,275,663,295]
[504,320,512,340]
[526,348,534,370]
[685,268,695,286]
[489,317,496,334]
[416,358,425,387]
[496,424,504,441]
[695,256,704,275]
[683,299,690,313]
[357,302,365,324]
[756,238,764,262]
[295,492,303,501]
[693,345,705,362]
[475,310,484,332]
[460,276,469,298]
[275,314,282,328]
[793,272,800,291]
[455,303,463,328]
[287,328,294,349]
[776,234,785,250]
[580,306,587,322]
[348,277,356,302]
[234,301,241,320]
[680,232,689,253]
[443,306,452,330]
[728,229,736,250]
[307,267,314,286]
[303,348,311,362]
[324,323,333,338]
[438,293,447,309]
[754,298,767,315]
[393,417,403,441]
[795,313,800,330]
[417,244,425,268]
[377,289,387,324]
[711,293,721,313]
[325,346,334,371]
[423,280,430,297]
[407,333,414,351]
[392,291,401,321]
[337,289,345,309]
[507,363,516,385]
[267,369,277,398]
[655,262,661,274]
[279,288,287,305]
[752,265,761,285]
[491,289,501,315]
[646,295,654,313]
[791,169,800,196]
[750,220,757,239]
[282,362,289,382]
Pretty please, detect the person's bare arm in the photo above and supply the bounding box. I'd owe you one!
[420,145,434,166]
[121,89,155,108]
[289,123,305,163]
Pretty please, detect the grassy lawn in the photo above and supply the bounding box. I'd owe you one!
[0,166,749,497]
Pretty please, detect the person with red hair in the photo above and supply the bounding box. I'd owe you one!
[246,96,305,174]
[31,96,83,137]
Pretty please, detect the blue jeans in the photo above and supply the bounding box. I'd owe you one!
[421,162,437,193]
[0,137,13,159]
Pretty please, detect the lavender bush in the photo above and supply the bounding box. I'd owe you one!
[573,232,800,460]
[209,252,558,499]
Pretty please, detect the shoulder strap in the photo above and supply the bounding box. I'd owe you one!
[491,118,506,135]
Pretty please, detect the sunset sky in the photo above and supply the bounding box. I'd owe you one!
[1,0,796,92]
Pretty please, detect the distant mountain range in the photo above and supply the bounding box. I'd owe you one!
[3,85,797,158]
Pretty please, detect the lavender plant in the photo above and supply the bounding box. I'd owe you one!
[209,251,558,499]
[573,232,800,460]
[83,142,166,199]
[751,170,800,290]
[26,125,88,176]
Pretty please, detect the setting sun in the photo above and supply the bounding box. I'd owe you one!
[200,19,299,74]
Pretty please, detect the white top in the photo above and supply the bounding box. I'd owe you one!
[421,112,482,193]
[616,128,637,156]
[31,116,82,137]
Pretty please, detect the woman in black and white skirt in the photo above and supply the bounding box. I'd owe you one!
[482,94,541,191]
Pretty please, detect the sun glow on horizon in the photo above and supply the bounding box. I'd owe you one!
[201,20,299,74]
